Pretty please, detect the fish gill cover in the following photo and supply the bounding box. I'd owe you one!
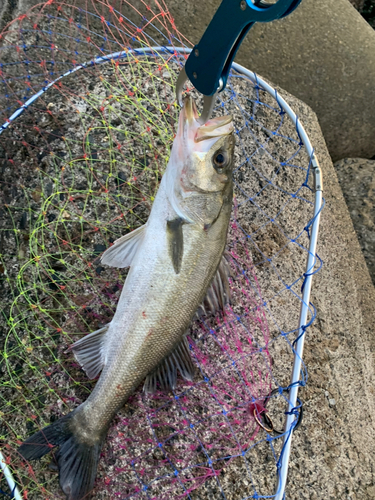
[0,1,321,499]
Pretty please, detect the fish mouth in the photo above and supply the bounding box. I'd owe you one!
[181,95,200,124]
[195,114,234,143]
[178,95,234,142]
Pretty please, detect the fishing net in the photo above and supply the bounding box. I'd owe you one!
[0,1,322,499]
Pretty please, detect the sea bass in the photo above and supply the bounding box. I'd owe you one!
[19,96,235,500]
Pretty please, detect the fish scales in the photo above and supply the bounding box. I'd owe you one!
[82,180,233,427]
[18,96,236,500]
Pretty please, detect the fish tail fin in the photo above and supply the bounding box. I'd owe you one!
[18,410,105,500]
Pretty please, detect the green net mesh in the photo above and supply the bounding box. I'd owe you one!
[0,1,318,499]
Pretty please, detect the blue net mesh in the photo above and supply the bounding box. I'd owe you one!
[0,1,322,499]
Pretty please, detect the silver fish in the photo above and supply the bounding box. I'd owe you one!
[19,96,235,500]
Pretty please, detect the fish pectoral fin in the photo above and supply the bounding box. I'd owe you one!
[166,217,184,274]
[101,223,147,268]
[143,335,195,394]
[68,324,109,379]
[197,251,233,317]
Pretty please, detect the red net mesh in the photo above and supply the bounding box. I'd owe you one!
[0,1,316,498]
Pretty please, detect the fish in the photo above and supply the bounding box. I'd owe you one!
[18,96,235,500]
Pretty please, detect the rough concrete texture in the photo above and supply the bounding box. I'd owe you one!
[1,76,375,498]
[0,2,375,499]
[2,0,375,162]
[275,90,375,498]
[0,0,35,32]
[166,0,375,162]
[335,158,375,285]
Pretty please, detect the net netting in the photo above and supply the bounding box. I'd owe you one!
[0,1,321,499]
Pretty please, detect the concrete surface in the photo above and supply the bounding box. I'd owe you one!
[335,157,375,285]
[2,0,375,162]
[275,87,375,498]
[167,0,375,162]
[0,1,375,499]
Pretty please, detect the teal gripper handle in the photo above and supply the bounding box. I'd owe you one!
[185,0,302,96]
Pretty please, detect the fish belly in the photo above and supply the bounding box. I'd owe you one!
[80,211,229,429]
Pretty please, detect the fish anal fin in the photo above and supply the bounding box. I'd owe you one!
[198,252,232,317]
[68,325,109,380]
[143,336,195,394]
[101,224,146,268]
[167,218,184,274]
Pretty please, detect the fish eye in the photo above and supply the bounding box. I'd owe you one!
[213,150,228,171]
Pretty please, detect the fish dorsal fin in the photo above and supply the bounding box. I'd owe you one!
[143,335,195,394]
[197,252,233,318]
[68,325,109,379]
[101,224,146,268]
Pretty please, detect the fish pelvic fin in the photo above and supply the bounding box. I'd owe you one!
[197,251,233,318]
[101,223,146,268]
[68,324,109,380]
[143,335,195,394]
[18,410,106,500]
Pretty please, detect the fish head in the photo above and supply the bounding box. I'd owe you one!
[165,95,235,224]
[174,95,235,195]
